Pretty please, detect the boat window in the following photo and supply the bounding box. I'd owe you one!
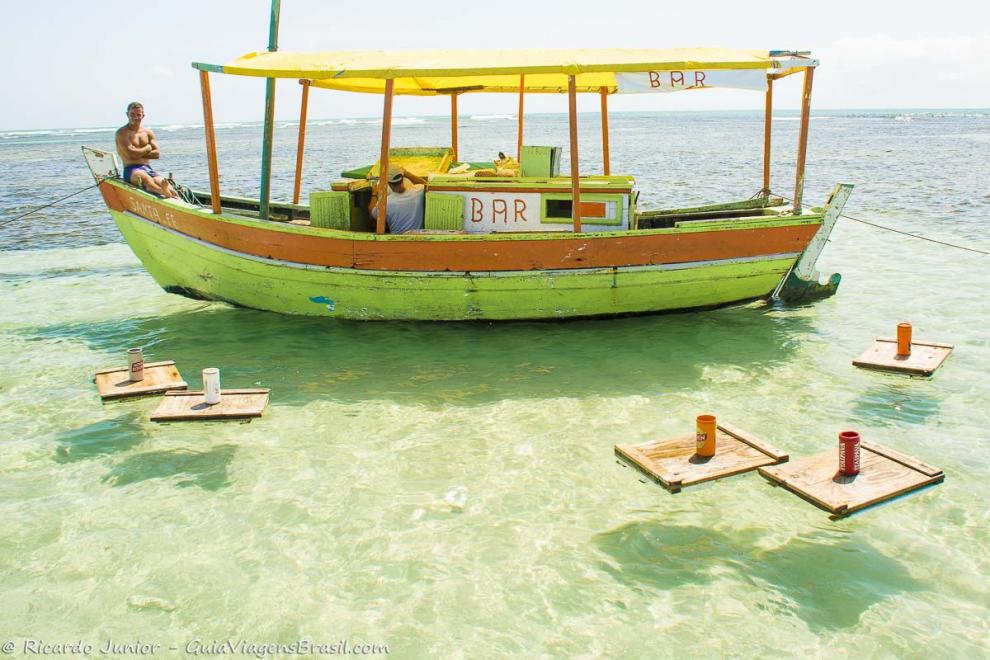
[545,198,572,219]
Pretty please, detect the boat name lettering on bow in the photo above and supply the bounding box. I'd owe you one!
[121,192,179,228]
[125,195,162,222]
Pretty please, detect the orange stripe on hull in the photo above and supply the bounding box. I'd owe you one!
[105,183,818,273]
[350,227,816,271]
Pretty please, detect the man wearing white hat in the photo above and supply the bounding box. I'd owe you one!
[369,165,427,234]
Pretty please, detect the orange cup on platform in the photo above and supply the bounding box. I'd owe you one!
[896,322,912,357]
[695,414,717,457]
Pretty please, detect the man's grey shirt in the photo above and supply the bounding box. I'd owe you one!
[372,182,425,234]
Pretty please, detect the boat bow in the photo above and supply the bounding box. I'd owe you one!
[777,183,854,303]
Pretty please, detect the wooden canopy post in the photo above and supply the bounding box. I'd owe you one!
[450,93,459,161]
[517,74,525,160]
[198,71,222,215]
[599,87,610,176]
[792,67,814,213]
[568,75,582,233]
[762,76,773,195]
[259,78,277,218]
[375,79,395,235]
[292,80,310,205]
[258,0,281,220]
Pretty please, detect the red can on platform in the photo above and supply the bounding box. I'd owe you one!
[838,431,861,476]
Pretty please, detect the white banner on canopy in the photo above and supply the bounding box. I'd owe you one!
[616,70,768,94]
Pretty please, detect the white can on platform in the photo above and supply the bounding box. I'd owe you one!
[127,348,144,382]
[202,368,221,405]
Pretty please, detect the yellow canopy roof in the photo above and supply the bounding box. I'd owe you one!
[194,48,811,95]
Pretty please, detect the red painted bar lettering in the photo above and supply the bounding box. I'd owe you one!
[694,71,707,87]
[514,199,528,222]
[470,197,483,222]
[670,71,684,86]
[492,198,508,223]
[649,71,661,88]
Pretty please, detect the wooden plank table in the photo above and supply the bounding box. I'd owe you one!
[853,338,953,376]
[615,423,789,493]
[759,441,944,518]
[94,361,188,400]
[150,388,270,422]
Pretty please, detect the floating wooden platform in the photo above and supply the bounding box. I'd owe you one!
[150,388,270,422]
[759,441,943,518]
[615,423,788,493]
[94,360,188,400]
[853,338,953,376]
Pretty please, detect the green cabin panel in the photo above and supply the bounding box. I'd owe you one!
[311,190,374,231]
[520,146,557,178]
[425,192,464,231]
[310,191,350,229]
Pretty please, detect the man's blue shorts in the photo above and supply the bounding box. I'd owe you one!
[123,164,158,184]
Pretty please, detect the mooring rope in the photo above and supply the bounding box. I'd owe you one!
[2,181,102,224]
[834,212,989,256]
[763,191,989,256]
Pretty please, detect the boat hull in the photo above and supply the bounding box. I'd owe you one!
[97,179,830,320]
[110,208,800,320]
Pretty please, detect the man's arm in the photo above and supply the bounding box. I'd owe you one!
[145,129,161,160]
[115,129,153,159]
[404,169,427,185]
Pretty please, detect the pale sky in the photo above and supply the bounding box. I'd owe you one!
[3,0,988,130]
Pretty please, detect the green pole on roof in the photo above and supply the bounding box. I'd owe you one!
[259,0,281,220]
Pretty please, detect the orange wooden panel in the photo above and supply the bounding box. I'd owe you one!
[579,201,607,217]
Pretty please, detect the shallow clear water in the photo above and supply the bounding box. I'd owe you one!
[2,110,989,656]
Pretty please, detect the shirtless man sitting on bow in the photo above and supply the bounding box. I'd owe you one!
[115,101,177,198]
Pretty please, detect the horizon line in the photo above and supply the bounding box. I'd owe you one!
[2,106,988,134]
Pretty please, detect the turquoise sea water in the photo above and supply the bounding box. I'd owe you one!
[1,110,989,657]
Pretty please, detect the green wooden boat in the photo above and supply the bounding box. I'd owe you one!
[86,34,851,321]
